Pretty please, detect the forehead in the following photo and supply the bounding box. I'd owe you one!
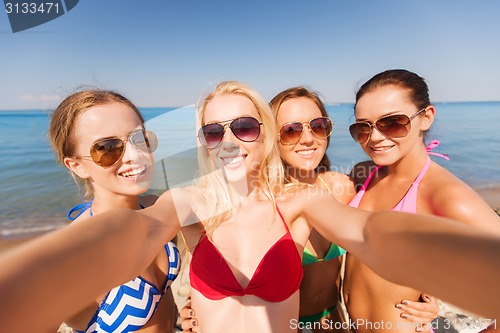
[276,97,322,125]
[75,102,142,143]
[355,85,414,117]
[203,94,260,123]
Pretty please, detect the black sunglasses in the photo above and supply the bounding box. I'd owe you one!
[198,116,263,149]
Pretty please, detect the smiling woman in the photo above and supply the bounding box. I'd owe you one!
[48,90,180,333]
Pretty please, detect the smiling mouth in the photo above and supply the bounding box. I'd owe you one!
[119,166,146,178]
[370,145,395,151]
[221,155,245,166]
[296,149,316,156]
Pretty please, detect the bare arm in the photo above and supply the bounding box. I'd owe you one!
[296,189,500,319]
[361,211,500,319]
[0,208,179,332]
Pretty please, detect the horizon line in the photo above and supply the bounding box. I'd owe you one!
[1,100,500,112]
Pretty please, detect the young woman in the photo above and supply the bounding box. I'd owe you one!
[0,86,499,333]
[270,87,438,332]
[141,80,442,333]
[180,86,438,333]
[344,69,500,333]
[48,90,181,333]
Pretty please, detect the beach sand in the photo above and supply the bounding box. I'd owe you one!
[1,186,498,333]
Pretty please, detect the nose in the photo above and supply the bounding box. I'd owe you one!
[368,124,386,142]
[299,124,314,145]
[121,140,142,163]
[220,125,240,150]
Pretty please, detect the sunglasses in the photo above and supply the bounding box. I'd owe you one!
[279,117,333,145]
[78,129,158,167]
[198,116,263,149]
[349,108,426,144]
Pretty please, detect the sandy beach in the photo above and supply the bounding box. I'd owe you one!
[1,186,499,333]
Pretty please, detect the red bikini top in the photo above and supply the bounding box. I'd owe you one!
[189,207,303,303]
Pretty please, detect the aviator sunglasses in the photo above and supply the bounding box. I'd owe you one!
[77,129,158,167]
[349,108,427,144]
[198,116,263,149]
[279,117,333,145]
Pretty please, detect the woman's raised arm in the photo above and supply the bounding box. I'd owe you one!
[0,208,179,332]
[298,189,500,318]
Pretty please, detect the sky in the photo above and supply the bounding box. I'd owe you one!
[1,0,500,110]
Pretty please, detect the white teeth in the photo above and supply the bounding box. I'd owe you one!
[371,146,393,151]
[120,166,145,177]
[296,149,315,155]
[222,156,244,165]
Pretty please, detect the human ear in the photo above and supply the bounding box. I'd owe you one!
[64,157,91,179]
[419,105,435,131]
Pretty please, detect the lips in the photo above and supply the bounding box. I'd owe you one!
[295,148,317,158]
[221,155,245,166]
[119,165,146,178]
[370,145,395,152]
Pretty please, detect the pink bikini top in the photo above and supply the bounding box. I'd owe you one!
[190,207,303,303]
[349,140,449,213]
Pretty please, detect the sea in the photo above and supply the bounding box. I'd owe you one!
[1,102,499,238]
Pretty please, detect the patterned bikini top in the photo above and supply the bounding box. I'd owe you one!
[68,202,181,333]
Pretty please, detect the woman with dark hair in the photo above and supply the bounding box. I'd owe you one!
[345,69,499,333]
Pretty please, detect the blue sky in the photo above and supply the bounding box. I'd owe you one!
[1,0,500,109]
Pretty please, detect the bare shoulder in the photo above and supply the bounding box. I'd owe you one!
[278,184,340,217]
[320,171,356,204]
[425,163,500,232]
[321,171,352,185]
[349,160,377,190]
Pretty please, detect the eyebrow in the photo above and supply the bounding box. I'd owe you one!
[356,110,403,122]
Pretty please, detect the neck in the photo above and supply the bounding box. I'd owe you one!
[385,142,429,179]
[91,192,141,215]
[288,166,318,185]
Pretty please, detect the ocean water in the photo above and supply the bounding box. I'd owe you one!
[0,102,499,237]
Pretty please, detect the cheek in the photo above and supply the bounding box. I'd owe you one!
[278,144,293,161]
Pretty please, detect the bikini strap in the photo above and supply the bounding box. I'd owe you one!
[411,140,449,185]
[426,140,450,160]
[317,174,332,194]
[275,205,290,232]
[67,201,93,221]
[359,165,382,192]
[414,156,432,184]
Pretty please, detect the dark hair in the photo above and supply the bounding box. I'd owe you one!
[269,86,331,175]
[355,69,431,140]
[355,69,430,110]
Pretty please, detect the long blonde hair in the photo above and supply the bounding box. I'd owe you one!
[196,81,284,236]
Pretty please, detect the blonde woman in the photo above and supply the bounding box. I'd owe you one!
[1,82,497,333]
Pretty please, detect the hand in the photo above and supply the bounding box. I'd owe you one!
[179,297,199,332]
[396,293,438,332]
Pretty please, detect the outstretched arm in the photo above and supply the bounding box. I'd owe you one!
[363,211,500,319]
[0,208,180,332]
[296,189,500,319]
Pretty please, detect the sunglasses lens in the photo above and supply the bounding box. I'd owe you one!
[349,123,371,143]
[230,117,261,142]
[199,123,224,149]
[280,122,304,145]
[310,118,332,139]
[90,139,124,167]
[376,115,410,138]
[130,130,158,153]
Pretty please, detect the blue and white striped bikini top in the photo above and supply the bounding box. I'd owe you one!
[68,201,181,333]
